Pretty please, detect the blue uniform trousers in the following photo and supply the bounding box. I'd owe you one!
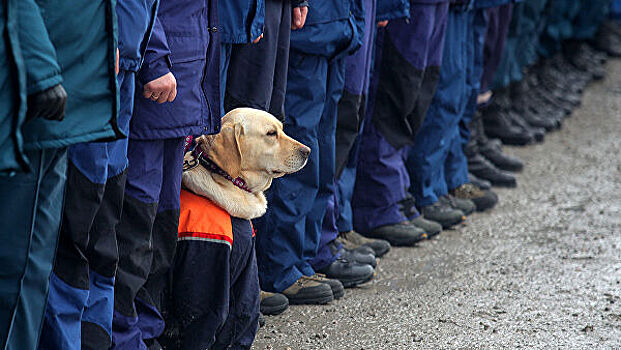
[38,69,135,350]
[538,0,581,58]
[492,0,548,89]
[313,0,376,270]
[112,137,185,350]
[353,2,449,233]
[572,0,611,40]
[446,8,489,192]
[481,4,514,93]
[613,0,621,19]
[254,52,345,292]
[225,0,292,119]
[407,9,471,207]
[0,148,67,350]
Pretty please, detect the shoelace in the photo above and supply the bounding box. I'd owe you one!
[458,184,480,196]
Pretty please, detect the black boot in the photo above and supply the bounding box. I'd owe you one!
[593,21,621,57]
[506,110,545,143]
[565,41,606,81]
[478,139,524,172]
[480,101,533,146]
[468,153,517,188]
[513,77,564,129]
[469,173,492,190]
[467,115,519,186]
[317,257,374,288]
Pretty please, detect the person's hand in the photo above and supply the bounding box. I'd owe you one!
[291,6,308,30]
[116,48,120,75]
[377,20,388,28]
[253,33,264,44]
[26,84,67,122]
[143,72,177,103]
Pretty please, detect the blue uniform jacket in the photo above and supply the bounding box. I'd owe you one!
[117,0,164,73]
[219,0,265,44]
[377,0,411,21]
[131,0,221,139]
[291,0,365,59]
[474,0,515,9]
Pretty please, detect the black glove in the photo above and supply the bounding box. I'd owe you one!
[26,84,67,122]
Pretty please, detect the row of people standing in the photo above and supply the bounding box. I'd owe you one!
[1,0,619,349]
[249,0,620,342]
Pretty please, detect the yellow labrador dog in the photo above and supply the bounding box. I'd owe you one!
[182,107,310,219]
[163,108,310,349]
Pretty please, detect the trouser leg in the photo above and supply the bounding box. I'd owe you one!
[139,138,184,343]
[407,9,470,206]
[446,9,486,191]
[481,4,514,93]
[226,0,291,119]
[352,2,449,231]
[112,139,164,350]
[0,148,67,350]
[306,58,345,272]
[254,52,329,292]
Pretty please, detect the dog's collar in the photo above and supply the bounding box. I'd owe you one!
[189,146,252,193]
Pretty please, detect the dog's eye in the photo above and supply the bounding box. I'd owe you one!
[266,130,277,137]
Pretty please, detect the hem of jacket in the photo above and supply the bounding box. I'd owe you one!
[474,0,513,9]
[412,0,450,4]
[376,8,410,22]
[220,25,263,44]
[23,128,117,150]
[27,74,63,95]
[129,125,219,140]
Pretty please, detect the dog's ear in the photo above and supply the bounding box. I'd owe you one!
[206,122,243,178]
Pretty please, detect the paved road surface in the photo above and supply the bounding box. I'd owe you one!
[252,59,621,350]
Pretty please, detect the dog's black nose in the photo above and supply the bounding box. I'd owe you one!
[299,146,311,158]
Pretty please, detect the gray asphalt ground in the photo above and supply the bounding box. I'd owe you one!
[251,58,621,350]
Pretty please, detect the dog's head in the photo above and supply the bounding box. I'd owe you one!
[194,108,310,192]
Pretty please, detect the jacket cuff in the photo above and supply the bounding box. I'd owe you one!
[138,55,172,85]
[292,0,309,8]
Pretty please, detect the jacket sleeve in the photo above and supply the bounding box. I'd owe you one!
[292,0,309,8]
[376,0,410,22]
[219,0,265,44]
[137,16,172,85]
[17,0,63,95]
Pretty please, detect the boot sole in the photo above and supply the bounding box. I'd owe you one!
[383,235,425,247]
[287,292,334,305]
[341,272,375,288]
[260,303,289,316]
[439,216,466,229]
[372,245,390,258]
[365,232,425,247]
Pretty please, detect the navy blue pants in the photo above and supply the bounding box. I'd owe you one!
[38,69,134,350]
[313,0,376,270]
[407,9,472,207]
[491,0,548,90]
[480,4,514,94]
[254,52,345,291]
[613,0,621,19]
[353,2,449,233]
[0,147,67,350]
[573,0,611,40]
[112,137,185,350]
[224,0,291,119]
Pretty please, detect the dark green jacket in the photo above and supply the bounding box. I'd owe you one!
[0,0,120,173]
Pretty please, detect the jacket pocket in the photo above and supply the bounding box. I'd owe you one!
[166,31,207,63]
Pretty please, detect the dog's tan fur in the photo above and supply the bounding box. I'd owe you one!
[182,108,310,219]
